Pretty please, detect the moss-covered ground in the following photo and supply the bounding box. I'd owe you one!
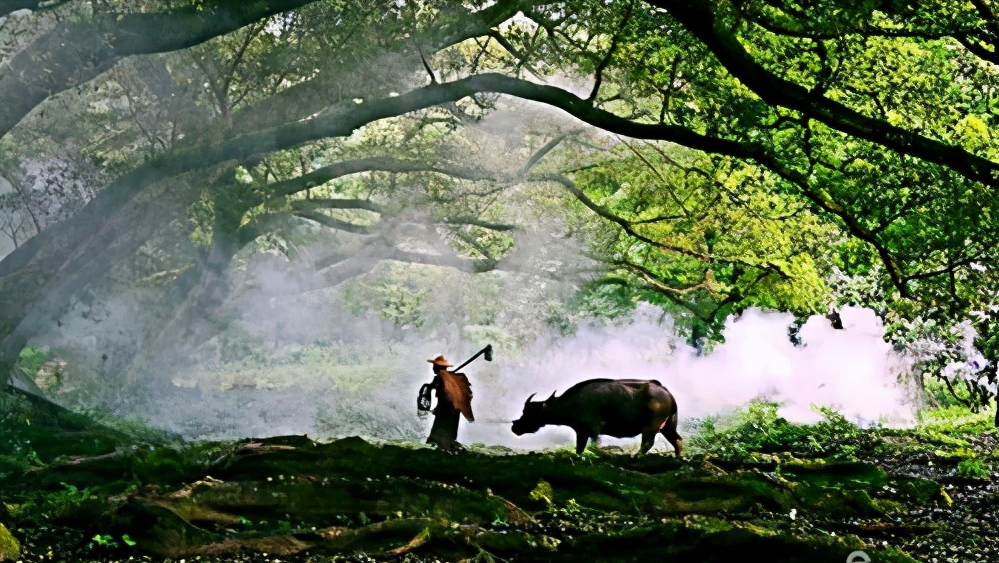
[1,387,996,562]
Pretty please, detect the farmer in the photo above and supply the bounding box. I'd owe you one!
[424,354,474,454]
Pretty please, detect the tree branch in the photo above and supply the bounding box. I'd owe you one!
[587,0,635,102]
[652,0,999,187]
[295,210,373,234]
[0,0,322,139]
[289,198,386,214]
[516,130,584,176]
[442,216,517,231]
[263,157,490,202]
[532,171,712,261]
[0,71,915,356]
[613,258,719,296]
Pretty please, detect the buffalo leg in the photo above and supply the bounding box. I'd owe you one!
[639,426,658,455]
[638,420,666,455]
[575,432,591,455]
[660,413,683,457]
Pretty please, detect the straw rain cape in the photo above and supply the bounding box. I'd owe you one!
[440,370,474,422]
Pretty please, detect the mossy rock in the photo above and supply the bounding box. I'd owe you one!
[777,478,884,518]
[0,524,20,561]
[772,460,950,517]
[891,477,952,506]
[872,498,907,515]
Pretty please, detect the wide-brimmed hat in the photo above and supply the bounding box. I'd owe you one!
[427,355,452,367]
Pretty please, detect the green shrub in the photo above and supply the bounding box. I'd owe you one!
[915,404,994,436]
[685,401,864,461]
[13,346,50,381]
[956,458,990,479]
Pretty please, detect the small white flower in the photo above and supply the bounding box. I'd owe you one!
[789,509,797,520]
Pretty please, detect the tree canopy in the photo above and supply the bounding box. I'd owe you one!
[2,0,999,422]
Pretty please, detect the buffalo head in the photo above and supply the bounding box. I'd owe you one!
[511,391,555,435]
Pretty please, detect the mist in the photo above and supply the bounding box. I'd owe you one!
[8,82,923,454]
[454,303,918,453]
[125,286,919,454]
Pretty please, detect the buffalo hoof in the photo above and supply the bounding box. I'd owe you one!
[429,440,464,455]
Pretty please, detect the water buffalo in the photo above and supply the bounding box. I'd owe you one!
[511,378,682,456]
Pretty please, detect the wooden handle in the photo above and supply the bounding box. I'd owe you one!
[452,344,492,372]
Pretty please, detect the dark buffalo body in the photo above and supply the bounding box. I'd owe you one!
[511,378,682,456]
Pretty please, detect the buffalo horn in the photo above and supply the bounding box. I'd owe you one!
[525,393,536,405]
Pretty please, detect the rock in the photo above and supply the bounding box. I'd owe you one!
[0,523,20,562]
[34,359,67,391]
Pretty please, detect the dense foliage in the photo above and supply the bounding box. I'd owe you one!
[1,0,999,423]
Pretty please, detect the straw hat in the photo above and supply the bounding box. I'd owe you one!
[427,355,452,367]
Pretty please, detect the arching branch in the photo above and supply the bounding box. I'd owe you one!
[532,171,714,261]
[442,217,517,231]
[0,0,322,138]
[289,198,385,214]
[294,210,373,234]
[0,70,934,367]
[649,0,999,187]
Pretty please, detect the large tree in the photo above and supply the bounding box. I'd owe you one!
[3,0,999,423]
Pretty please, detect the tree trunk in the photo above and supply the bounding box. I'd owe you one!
[122,219,242,385]
[0,176,203,376]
